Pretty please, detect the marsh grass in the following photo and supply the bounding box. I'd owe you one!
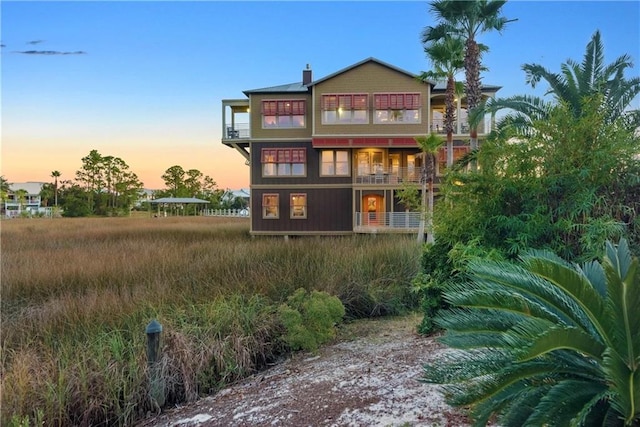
[1,216,421,426]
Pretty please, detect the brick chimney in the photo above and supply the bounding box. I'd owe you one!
[302,64,312,85]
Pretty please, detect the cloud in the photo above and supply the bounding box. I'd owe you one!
[14,50,87,55]
[26,40,46,45]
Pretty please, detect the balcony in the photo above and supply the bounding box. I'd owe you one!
[224,122,250,140]
[354,167,421,185]
[354,211,421,233]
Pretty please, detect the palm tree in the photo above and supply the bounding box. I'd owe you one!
[0,176,10,216]
[51,170,61,207]
[423,0,514,151]
[423,239,640,425]
[415,133,445,244]
[420,35,466,168]
[478,30,640,136]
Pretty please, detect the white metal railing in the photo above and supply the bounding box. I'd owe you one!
[354,211,421,230]
[201,208,250,217]
[354,166,422,184]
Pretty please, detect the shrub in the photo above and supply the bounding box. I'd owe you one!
[423,239,640,426]
[278,288,346,352]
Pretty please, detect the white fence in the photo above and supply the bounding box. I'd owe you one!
[201,208,250,217]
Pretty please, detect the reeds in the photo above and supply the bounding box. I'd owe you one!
[1,216,421,426]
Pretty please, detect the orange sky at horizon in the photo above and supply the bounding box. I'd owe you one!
[1,138,251,191]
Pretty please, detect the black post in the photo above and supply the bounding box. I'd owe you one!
[146,319,165,407]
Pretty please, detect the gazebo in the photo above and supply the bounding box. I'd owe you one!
[149,197,209,216]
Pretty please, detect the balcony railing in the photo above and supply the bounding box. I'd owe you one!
[354,211,421,232]
[224,122,250,139]
[430,119,486,134]
[354,166,421,185]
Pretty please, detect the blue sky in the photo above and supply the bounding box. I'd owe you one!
[2,1,639,190]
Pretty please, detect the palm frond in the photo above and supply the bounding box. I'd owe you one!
[519,326,606,362]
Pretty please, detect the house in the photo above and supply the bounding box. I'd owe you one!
[4,182,50,218]
[221,57,500,236]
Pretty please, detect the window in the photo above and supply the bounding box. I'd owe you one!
[262,148,306,177]
[262,194,279,218]
[374,93,421,124]
[322,94,368,124]
[262,100,306,128]
[290,193,307,219]
[321,150,350,176]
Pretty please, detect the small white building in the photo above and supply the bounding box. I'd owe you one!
[4,182,51,218]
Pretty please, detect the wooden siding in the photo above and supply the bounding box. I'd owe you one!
[251,187,353,234]
[313,61,430,136]
[249,93,313,139]
[251,141,352,186]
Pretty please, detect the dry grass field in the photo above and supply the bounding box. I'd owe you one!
[1,216,422,426]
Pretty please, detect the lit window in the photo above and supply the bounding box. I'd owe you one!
[290,193,307,219]
[321,150,350,176]
[373,93,421,124]
[322,94,368,124]
[262,100,305,128]
[262,148,307,177]
[262,194,279,219]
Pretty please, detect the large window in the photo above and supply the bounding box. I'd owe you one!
[374,93,421,124]
[290,193,307,219]
[320,150,350,176]
[262,194,279,219]
[262,100,306,128]
[262,148,306,177]
[322,94,368,124]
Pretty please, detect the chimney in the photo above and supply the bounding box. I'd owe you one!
[302,63,312,85]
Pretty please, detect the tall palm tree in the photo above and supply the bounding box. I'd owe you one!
[423,0,514,151]
[420,35,466,168]
[415,133,445,244]
[51,170,61,207]
[478,30,640,136]
[424,239,640,425]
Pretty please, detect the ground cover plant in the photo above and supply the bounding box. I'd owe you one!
[1,216,421,426]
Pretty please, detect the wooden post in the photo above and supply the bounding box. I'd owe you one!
[146,319,165,408]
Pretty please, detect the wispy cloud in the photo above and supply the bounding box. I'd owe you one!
[26,40,46,45]
[14,50,87,55]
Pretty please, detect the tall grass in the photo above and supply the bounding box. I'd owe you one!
[1,216,421,426]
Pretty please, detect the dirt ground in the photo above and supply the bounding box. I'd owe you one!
[136,314,471,427]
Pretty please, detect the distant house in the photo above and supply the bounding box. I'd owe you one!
[221,57,500,236]
[4,182,50,218]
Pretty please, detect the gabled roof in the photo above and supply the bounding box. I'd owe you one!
[308,57,436,87]
[430,80,502,92]
[9,182,45,195]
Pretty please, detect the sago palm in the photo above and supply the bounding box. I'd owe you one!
[423,239,640,426]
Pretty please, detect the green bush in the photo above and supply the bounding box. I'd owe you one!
[278,288,345,352]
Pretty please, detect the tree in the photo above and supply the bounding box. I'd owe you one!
[423,0,514,152]
[479,30,640,136]
[0,176,10,215]
[415,133,445,244]
[424,239,640,426]
[420,35,467,168]
[51,170,61,207]
[161,165,187,197]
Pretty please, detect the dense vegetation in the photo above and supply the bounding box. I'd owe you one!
[1,217,421,426]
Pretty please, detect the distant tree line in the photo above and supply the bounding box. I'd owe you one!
[2,150,245,217]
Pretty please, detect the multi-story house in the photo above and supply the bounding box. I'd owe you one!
[4,182,48,218]
[221,57,499,236]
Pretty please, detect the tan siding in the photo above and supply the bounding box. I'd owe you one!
[250,93,312,139]
[313,62,431,136]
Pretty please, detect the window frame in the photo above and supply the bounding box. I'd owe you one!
[262,99,306,129]
[262,193,279,219]
[290,193,307,219]
[373,93,421,124]
[261,148,307,177]
[321,93,369,125]
[320,150,350,177]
